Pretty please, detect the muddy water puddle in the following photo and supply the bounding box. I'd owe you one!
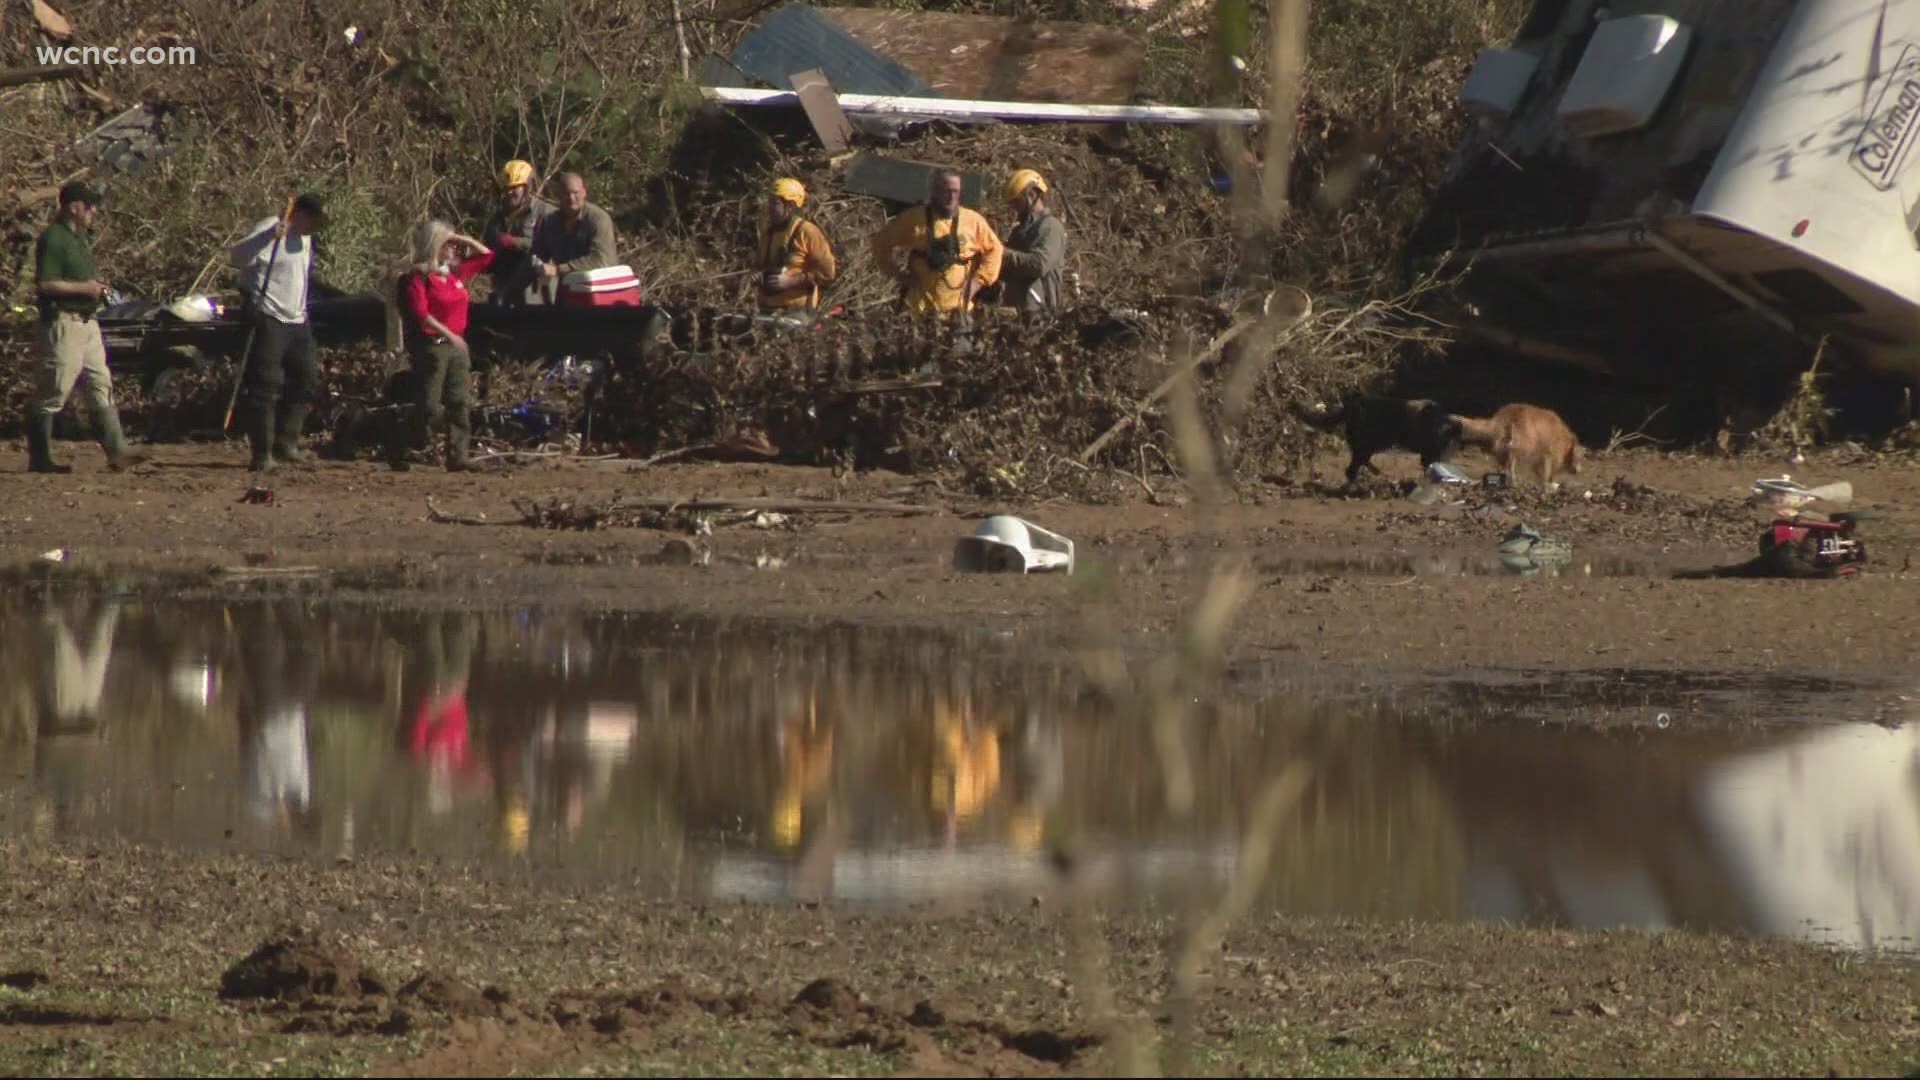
[1,593,1915,954]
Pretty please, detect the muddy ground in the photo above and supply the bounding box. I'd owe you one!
[5,436,1920,1076]
[1,435,1916,683]
[1,838,1917,1077]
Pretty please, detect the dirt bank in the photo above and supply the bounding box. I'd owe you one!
[0,837,1914,1077]
[1,438,1916,685]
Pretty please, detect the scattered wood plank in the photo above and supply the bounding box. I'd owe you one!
[607,496,938,516]
[790,67,855,153]
[702,86,1265,125]
[0,63,83,89]
[6,184,61,211]
[30,0,72,39]
[839,376,943,394]
[424,496,503,526]
[214,565,327,578]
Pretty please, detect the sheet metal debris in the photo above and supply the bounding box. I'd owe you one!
[712,3,938,96]
[843,153,991,208]
[821,7,1146,105]
[702,86,1265,125]
[701,3,1256,130]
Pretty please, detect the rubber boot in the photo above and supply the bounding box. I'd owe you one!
[384,419,413,473]
[273,403,312,465]
[97,408,149,472]
[444,402,473,472]
[247,406,276,472]
[27,412,71,474]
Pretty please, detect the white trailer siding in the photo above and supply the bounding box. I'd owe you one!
[1695,0,1920,329]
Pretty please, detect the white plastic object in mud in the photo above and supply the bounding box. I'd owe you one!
[166,294,222,322]
[953,515,1075,574]
[1750,475,1853,515]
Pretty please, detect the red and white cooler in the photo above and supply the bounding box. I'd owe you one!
[558,265,642,307]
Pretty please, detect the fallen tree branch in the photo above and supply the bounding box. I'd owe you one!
[838,376,944,394]
[425,496,503,526]
[626,443,718,467]
[0,64,84,89]
[607,496,937,516]
[1079,290,1314,463]
[213,565,327,578]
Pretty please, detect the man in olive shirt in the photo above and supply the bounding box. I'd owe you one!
[530,172,618,302]
[25,181,147,474]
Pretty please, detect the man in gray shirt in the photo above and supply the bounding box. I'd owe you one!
[997,168,1068,312]
[481,159,555,306]
[228,192,325,471]
[531,172,618,302]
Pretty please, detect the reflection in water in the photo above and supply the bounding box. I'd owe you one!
[1696,724,1920,950]
[0,593,1915,953]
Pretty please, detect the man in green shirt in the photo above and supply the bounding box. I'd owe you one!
[25,182,146,474]
[530,172,618,302]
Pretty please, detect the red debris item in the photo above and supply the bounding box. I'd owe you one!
[1757,512,1867,578]
[239,487,275,505]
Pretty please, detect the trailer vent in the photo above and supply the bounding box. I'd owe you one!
[1461,48,1540,129]
[1556,15,1693,139]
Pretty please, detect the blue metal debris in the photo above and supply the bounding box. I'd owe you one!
[714,3,938,97]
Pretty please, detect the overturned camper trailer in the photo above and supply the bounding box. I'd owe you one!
[1408,0,1920,403]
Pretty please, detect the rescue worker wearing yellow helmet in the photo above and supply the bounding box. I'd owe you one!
[870,169,1003,318]
[995,169,1068,312]
[481,159,555,306]
[757,178,838,313]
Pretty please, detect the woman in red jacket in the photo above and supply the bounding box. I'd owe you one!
[392,220,492,471]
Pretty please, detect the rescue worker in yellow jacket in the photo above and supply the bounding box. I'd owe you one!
[757,178,837,312]
[870,169,1003,316]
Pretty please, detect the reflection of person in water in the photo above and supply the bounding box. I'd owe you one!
[37,599,121,737]
[405,613,478,817]
[27,599,124,828]
[233,605,320,837]
[488,713,538,857]
[532,698,637,839]
[770,692,835,850]
[1005,711,1064,853]
[929,691,1002,848]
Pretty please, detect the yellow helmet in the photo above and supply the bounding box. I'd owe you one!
[771,177,807,207]
[500,159,535,189]
[1004,169,1047,203]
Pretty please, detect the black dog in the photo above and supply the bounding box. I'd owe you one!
[1290,396,1462,483]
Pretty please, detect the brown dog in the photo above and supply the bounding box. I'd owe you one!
[1452,403,1581,488]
